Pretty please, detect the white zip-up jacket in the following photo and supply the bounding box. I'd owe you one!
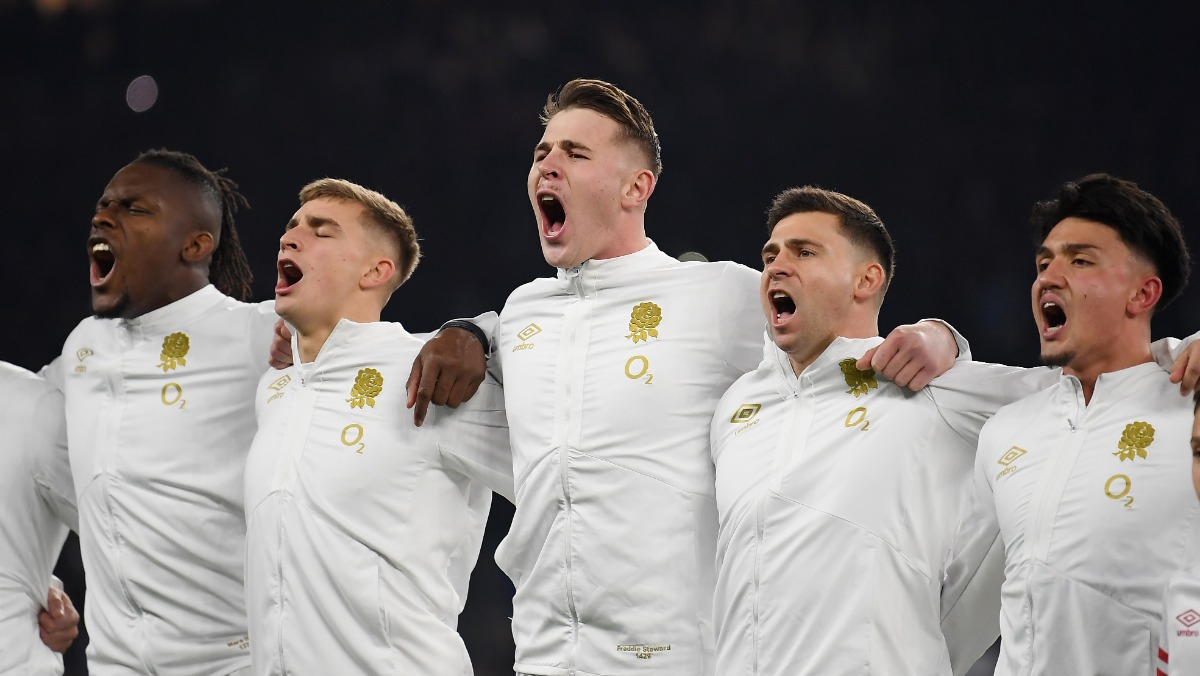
[243,320,513,675]
[1158,562,1200,676]
[0,361,76,676]
[493,242,764,675]
[943,362,1200,676]
[44,285,277,674]
[710,336,1054,675]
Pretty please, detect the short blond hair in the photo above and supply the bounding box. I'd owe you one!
[298,178,420,287]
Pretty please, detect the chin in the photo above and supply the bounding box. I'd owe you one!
[92,292,129,319]
[1039,348,1075,368]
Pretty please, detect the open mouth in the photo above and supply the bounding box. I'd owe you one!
[276,259,303,293]
[89,240,116,287]
[1041,301,1067,332]
[770,290,797,322]
[539,193,566,238]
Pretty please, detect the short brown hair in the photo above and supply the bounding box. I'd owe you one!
[298,178,420,288]
[767,186,896,300]
[541,78,663,178]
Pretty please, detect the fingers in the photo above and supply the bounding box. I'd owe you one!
[411,364,438,427]
[406,361,421,409]
[855,347,877,372]
[1171,348,1199,396]
[444,373,486,409]
[268,319,294,369]
[47,587,63,617]
[38,587,79,653]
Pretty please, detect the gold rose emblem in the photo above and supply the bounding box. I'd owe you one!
[839,358,877,398]
[157,332,190,372]
[347,368,384,409]
[626,302,662,343]
[1113,421,1155,461]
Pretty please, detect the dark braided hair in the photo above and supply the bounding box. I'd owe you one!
[132,149,254,301]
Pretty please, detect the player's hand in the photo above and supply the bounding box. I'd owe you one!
[1170,339,1200,396]
[406,327,487,427]
[39,584,79,654]
[269,319,294,370]
[857,321,957,391]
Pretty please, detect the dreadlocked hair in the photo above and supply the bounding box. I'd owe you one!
[133,149,254,301]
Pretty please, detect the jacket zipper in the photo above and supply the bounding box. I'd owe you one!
[559,266,586,671]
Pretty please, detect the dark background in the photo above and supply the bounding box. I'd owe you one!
[3,1,1197,673]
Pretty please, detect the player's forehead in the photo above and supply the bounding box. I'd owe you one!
[538,107,622,147]
[289,197,365,231]
[1040,216,1125,252]
[101,161,182,201]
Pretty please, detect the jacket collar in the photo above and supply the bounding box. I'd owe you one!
[556,240,670,295]
[118,284,228,338]
[291,318,410,383]
[767,334,886,400]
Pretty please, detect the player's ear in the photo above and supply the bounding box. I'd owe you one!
[181,231,216,264]
[853,261,885,302]
[621,168,655,210]
[1127,273,1162,317]
[361,258,396,291]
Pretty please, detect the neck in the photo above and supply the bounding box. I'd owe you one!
[1061,324,1153,404]
[291,303,382,364]
[786,317,880,376]
[1064,349,1153,404]
[590,218,649,263]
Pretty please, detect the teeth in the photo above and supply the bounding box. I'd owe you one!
[1043,302,1056,308]
[540,195,555,202]
[772,291,787,299]
[92,242,111,253]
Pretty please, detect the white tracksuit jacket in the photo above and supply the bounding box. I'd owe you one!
[44,285,278,674]
[943,362,1200,676]
[1158,562,1200,676]
[493,242,765,676]
[243,320,513,675]
[710,336,1056,675]
[0,362,76,676]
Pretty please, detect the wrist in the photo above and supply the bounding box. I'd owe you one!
[440,320,491,357]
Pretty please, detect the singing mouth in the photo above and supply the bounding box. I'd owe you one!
[89,239,116,287]
[539,193,566,238]
[277,258,303,293]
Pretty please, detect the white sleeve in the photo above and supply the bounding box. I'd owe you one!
[927,362,1058,446]
[434,375,514,503]
[30,385,76,532]
[941,425,1006,675]
[717,263,766,376]
[39,355,66,393]
[411,311,499,347]
[244,299,281,372]
[1151,331,1199,369]
[917,318,972,361]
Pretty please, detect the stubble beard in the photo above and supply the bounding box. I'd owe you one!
[1040,349,1075,368]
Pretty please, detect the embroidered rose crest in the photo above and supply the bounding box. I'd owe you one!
[157,332,190,372]
[839,358,878,398]
[1113,421,1155,461]
[347,368,384,409]
[626,302,662,343]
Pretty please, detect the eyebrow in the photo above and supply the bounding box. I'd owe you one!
[1036,242,1099,258]
[285,214,343,231]
[762,238,823,257]
[534,139,592,155]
